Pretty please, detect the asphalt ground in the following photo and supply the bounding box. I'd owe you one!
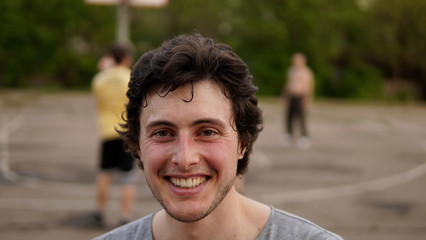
[0,91,425,240]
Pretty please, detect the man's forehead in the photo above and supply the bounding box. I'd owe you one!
[140,80,235,126]
[143,80,230,106]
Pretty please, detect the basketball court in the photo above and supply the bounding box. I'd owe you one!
[0,91,425,239]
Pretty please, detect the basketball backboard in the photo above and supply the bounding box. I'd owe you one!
[85,0,168,8]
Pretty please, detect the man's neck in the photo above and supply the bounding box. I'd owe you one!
[152,189,270,240]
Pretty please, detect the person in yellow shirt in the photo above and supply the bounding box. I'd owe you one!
[92,45,135,227]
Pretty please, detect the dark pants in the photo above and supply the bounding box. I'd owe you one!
[100,139,134,172]
[286,95,308,137]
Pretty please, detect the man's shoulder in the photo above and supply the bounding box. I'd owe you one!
[92,214,153,240]
[258,207,343,240]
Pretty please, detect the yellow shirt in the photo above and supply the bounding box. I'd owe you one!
[92,66,131,141]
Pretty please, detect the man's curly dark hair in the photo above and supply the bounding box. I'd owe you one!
[119,33,263,175]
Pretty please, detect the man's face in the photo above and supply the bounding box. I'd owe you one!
[138,80,243,222]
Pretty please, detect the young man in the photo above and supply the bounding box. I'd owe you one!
[94,34,342,239]
[92,45,136,227]
[282,53,315,149]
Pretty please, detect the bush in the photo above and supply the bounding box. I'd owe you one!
[320,60,385,99]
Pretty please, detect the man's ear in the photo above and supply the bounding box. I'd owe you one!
[135,149,145,170]
[238,146,246,160]
[137,149,142,159]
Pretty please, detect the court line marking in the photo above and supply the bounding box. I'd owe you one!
[0,114,24,181]
[1,155,425,211]
[260,106,426,204]
[261,159,426,205]
[1,105,425,211]
[0,198,96,211]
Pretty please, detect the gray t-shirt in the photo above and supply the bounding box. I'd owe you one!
[93,207,343,240]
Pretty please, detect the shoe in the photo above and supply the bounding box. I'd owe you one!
[281,133,291,147]
[92,211,105,228]
[298,137,311,150]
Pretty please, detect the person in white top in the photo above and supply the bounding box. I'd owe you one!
[282,53,315,149]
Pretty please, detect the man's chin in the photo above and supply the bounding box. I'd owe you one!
[165,207,212,223]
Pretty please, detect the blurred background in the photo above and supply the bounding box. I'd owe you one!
[1,0,426,101]
[1,1,426,240]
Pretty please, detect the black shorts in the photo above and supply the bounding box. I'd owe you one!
[100,139,134,172]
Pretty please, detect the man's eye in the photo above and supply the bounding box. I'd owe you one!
[154,130,169,137]
[202,130,216,136]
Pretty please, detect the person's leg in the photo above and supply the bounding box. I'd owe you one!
[286,97,295,136]
[96,171,112,213]
[296,97,308,137]
[300,107,308,137]
[283,96,299,146]
[94,139,118,226]
[120,183,135,225]
[291,96,304,136]
[296,97,310,149]
[93,170,112,227]
[117,140,136,225]
[282,98,294,146]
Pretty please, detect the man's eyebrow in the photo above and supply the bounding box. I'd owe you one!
[145,120,176,130]
[145,118,227,130]
[192,118,226,128]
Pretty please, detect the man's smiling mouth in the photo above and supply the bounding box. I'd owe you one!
[170,176,207,188]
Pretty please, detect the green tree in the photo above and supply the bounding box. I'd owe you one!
[364,0,426,100]
[0,0,115,88]
[1,0,424,101]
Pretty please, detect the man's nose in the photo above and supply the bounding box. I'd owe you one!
[171,133,199,170]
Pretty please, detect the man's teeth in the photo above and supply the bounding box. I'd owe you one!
[170,177,207,188]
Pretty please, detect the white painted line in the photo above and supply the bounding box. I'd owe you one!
[0,114,23,182]
[19,178,96,197]
[3,161,425,211]
[0,198,96,211]
[262,161,426,205]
